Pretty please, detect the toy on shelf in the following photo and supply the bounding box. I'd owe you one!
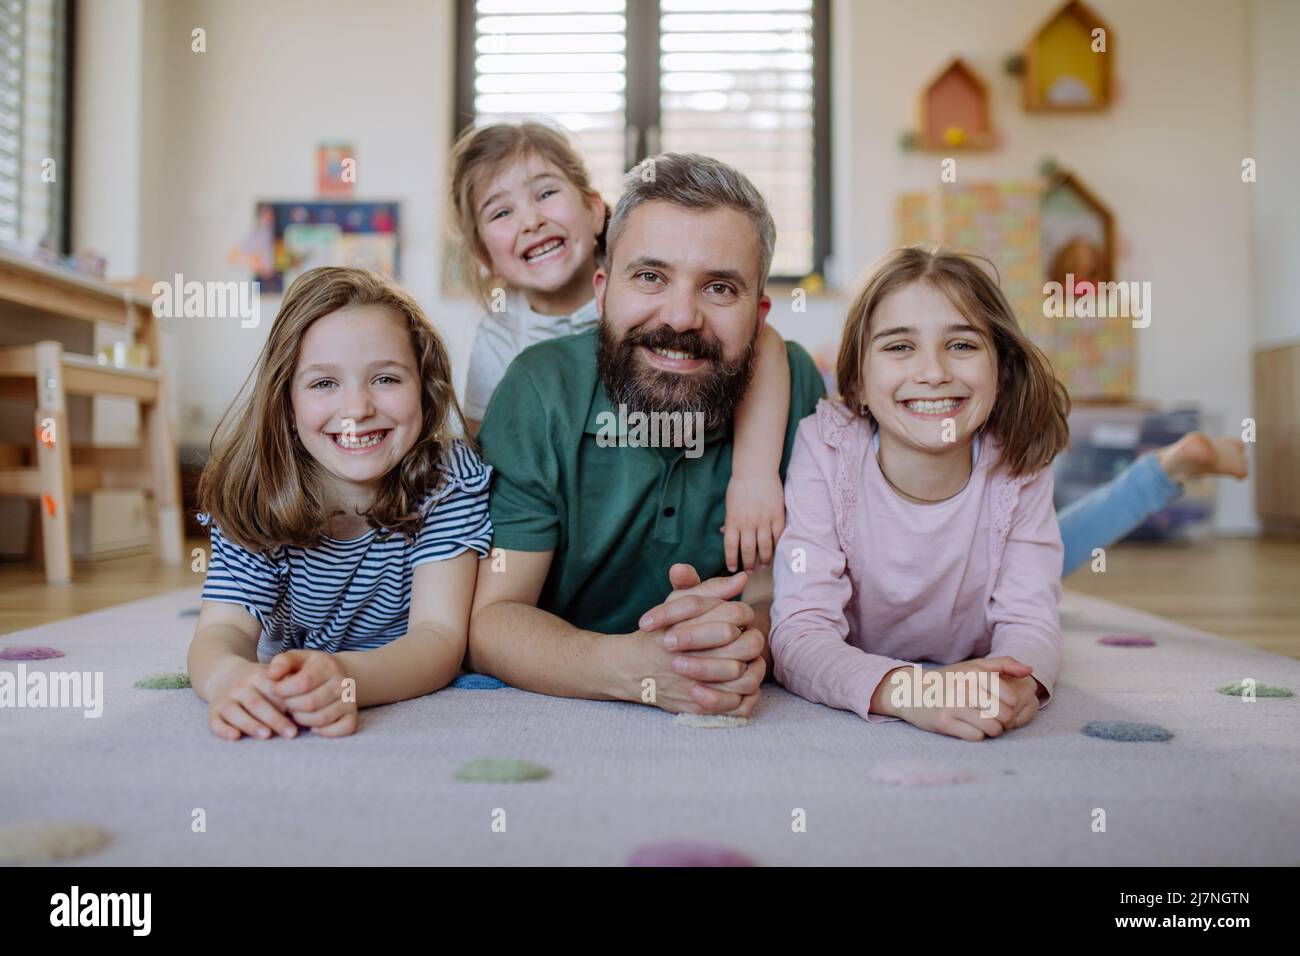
[915,58,996,151]
[1021,0,1113,111]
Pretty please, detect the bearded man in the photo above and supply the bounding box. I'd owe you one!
[469,153,825,716]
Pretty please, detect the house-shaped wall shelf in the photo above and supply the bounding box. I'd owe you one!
[1022,0,1114,111]
[1041,170,1114,285]
[1040,169,1131,400]
[918,58,995,150]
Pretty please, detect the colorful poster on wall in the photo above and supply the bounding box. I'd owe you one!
[249,201,400,293]
[894,181,1134,400]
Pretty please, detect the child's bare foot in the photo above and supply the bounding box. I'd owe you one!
[1155,432,1249,483]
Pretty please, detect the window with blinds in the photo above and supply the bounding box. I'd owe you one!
[456,0,828,279]
[465,0,629,197]
[0,0,67,251]
[659,0,815,279]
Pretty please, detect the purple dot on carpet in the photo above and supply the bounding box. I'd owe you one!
[867,760,974,787]
[1098,633,1156,647]
[452,673,508,690]
[0,645,65,661]
[626,841,756,868]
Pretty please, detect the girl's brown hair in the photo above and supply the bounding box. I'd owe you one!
[448,120,608,305]
[198,267,466,552]
[836,245,1070,477]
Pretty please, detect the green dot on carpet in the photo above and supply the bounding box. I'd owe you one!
[135,672,191,689]
[455,757,550,783]
[1217,681,1294,698]
[0,821,110,864]
[1082,720,1173,742]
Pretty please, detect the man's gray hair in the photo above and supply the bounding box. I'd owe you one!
[606,153,776,288]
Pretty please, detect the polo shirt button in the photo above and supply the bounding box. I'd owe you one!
[663,507,676,517]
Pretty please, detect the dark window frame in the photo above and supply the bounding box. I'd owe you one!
[60,0,75,255]
[453,0,832,283]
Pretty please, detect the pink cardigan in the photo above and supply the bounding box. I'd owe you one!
[770,399,1064,723]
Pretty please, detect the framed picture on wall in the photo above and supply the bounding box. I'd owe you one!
[248,200,400,293]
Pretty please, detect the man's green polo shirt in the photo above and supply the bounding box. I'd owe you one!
[477,327,825,635]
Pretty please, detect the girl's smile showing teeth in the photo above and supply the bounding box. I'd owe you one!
[522,237,565,265]
[330,428,391,452]
[900,397,967,419]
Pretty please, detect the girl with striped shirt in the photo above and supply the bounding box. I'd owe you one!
[188,268,492,740]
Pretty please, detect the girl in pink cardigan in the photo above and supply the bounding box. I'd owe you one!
[770,246,1071,740]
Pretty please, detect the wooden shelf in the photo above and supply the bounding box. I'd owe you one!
[0,252,181,584]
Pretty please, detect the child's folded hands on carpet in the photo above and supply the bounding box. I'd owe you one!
[267,650,358,737]
[202,658,299,742]
[869,656,1044,741]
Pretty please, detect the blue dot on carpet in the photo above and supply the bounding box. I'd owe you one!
[1083,720,1173,742]
[452,673,508,690]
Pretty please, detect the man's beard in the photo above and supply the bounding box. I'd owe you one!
[596,319,760,432]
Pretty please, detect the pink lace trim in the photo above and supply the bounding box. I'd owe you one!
[988,471,1026,586]
[815,400,863,571]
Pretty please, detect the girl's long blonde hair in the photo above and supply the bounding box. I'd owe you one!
[836,245,1070,477]
[198,267,466,552]
[448,120,608,306]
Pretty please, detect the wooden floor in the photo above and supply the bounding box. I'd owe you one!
[1063,537,1300,660]
[1,536,1298,660]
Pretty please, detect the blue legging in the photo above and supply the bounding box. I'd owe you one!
[1058,453,1181,577]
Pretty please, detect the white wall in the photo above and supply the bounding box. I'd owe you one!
[130,0,479,446]
[82,0,1272,531]
[1249,0,1300,349]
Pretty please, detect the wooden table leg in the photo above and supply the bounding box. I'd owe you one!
[34,341,72,585]
[143,395,184,566]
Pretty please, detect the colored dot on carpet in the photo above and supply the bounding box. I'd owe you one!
[672,713,749,729]
[179,607,201,618]
[0,822,110,864]
[455,757,550,783]
[626,841,756,867]
[867,760,974,787]
[0,645,65,661]
[135,672,191,690]
[1098,633,1156,647]
[1083,720,1173,742]
[1217,681,1294,698]
[452,673,508,690]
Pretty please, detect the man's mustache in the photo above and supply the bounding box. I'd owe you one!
[623,325,724,364]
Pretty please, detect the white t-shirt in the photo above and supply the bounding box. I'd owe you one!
[463,292,600,420]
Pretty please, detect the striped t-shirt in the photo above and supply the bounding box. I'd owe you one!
[200,441,493,661]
